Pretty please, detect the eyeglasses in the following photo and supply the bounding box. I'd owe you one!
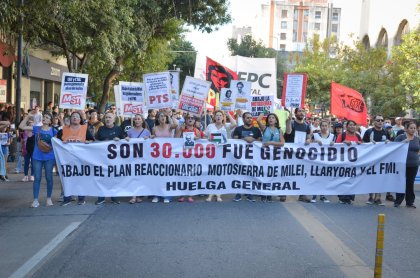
[375,119,384,122]
[110,107,116,110]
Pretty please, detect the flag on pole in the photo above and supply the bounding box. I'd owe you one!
[330,82,367,126]
[205,57,238,108]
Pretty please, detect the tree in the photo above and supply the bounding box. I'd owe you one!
[391,26,420,117]
[4,0,231,112]
[167,37,197,86]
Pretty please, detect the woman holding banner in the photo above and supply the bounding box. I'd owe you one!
[335,120,362,204]
[257,112,285,202]
[151,111,178,203]
[205,110,237,202]
[19,112,58,208]
[311,120,334,203]
[176,115,204,203]
[394,121,419,208]
[58,111,94,206]
[126,114,151,204]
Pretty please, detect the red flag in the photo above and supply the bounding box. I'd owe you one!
[205,57,238,107]
[330,82,367,126]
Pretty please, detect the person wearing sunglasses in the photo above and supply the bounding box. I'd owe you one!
[362,115,390,206]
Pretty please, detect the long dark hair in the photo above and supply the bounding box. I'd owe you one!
[265,113,280,129]
[155,112,169,126]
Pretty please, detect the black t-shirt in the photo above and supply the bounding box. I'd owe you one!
[362,128,390,143]
[285,121,310,143]
[232,125,262,140]
[120,119,133,136]
[95,125,125,141]
[145,118,155,130]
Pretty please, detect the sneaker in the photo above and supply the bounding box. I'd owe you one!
[0,175,5,182]
[279,196,287,202]
[394,203,400,208]
[78,200,86,205]
[178,197,185,202]
[206,196,212,202]
[61,200,72,206]
[233,195,241,202]
[152,197,159,203]
[4,175,9,181]
[46,198,53,206]
[310,197,317,203]
[216,196,223,202]
[21,176,29,182]
[386,194,395,202]
[163,198,170,203]
[366,198,374,205]
[261,196,267,202]
[375,199,384,206]
[31,199,39,208]
[406,204,416,209]
[14,170,20,174]
[95,199,105,205]
[246,195,256,202]
[339,200,346,204]
[111,199,120,204]
[187,197,194,203]
[30,176,34,181]
[298,195,310,203]
[320,196,330,203]
[267,196,272,203]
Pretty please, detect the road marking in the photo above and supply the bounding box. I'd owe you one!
[284,203,374,278]
[10,222,81,278]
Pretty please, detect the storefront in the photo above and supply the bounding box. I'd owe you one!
[27,55,68,109]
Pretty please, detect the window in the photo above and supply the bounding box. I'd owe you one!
[314,23,321,31]
[281,21,287,29]
[303,32,308,42]
[332,12,339,21]
[280,44,286,51]
[293,31,297,42]
[280,33,287,40]
[315,11,321,19]
[304,10,309,17]
[281,10,288,18]
[332,24,338,33]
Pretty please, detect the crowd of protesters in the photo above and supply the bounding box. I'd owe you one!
[1,102,418,209]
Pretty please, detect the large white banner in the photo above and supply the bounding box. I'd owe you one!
[194,54,276,97]
[52,138,408,197]
[59,73,89,109]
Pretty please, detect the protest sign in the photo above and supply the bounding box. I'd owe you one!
[59,73,89,109]
[219,88,235,111]
[169,71,180,109]
[251,95,274,118]
[232,80,252,111]
[0,80,6,103]
[281,73,307,108]
[117,81,145,117]
[53,138,408,197]
[144,72,172,109]
[178,76,211,116]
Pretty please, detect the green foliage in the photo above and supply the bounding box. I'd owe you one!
[167,37,196,86]
[392,26,420,116]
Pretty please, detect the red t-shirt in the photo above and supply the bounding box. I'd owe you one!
[335,132,362,143]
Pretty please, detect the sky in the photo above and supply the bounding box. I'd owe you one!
[185,0,265,60]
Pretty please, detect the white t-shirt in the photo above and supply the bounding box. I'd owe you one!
[205,123,233,139]
[31,112,43,126]
[313,132,335,144]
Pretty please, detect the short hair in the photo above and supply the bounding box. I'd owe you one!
[236,81,244,87]
[242,112,252,120]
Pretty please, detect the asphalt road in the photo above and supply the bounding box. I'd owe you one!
[1,172,420,278]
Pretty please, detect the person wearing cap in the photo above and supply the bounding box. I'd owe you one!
[362,115,390,206]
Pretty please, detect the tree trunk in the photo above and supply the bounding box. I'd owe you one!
[98,57,123,113]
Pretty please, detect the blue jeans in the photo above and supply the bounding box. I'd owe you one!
[32,159,55,199]
[24,154,33,176]
[0,148,5,176]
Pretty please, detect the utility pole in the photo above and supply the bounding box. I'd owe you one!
[15,0,24,127]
